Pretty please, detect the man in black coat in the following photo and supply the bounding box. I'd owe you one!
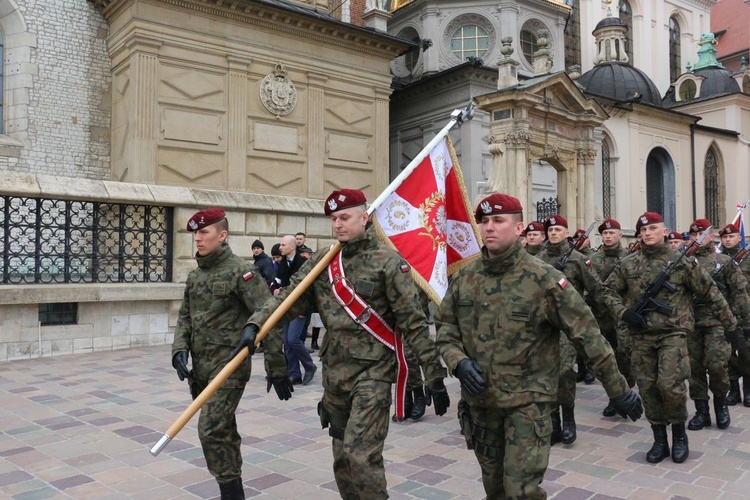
[251,239,275,286]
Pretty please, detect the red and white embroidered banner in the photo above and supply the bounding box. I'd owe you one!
[374,136,481,302]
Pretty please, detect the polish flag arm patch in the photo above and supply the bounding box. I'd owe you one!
[585,260,592,266]
[242,270,254,281]
[558,277,568,288]
[400,263,411,273]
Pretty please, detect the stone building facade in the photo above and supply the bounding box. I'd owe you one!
[0,0,410,360]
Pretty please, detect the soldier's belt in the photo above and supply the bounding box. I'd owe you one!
[327,249,409,421]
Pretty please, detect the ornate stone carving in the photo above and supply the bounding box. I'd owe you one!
[577,148,598,163]
[260,63,298,118]
[504,130,530,145]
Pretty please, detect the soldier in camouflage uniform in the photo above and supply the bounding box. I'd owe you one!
[436,193,642,499]
[685,219,750,431]
[536,214,605,445]
[668,231,686,251]
[172,208,292,500]
[233,189,449,500]
[590,218,635,417]
[602,212,737,464]
[719,223,750,406]
[524,221,546,256]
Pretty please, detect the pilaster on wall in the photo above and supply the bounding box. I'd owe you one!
[576,148,597,228]
[127,35,161,184]
[374,88,391,195]
[307,73,327,198]
[227,56,253,191]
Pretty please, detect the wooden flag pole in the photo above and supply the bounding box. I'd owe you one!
[150,99,475,456]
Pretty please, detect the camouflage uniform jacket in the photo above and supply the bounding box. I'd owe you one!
[436,240,629,409]
[602,242,738,334]
[536,241,607,315]
[694,245,750,327]
[590,243,628,331]
[524,243,544,256]
[246,224,446,395]
[722,245,750,280]
[172,242,286,383]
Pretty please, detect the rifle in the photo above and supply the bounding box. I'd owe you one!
[554,219,598,270]
[630,226,711,319]
[628,240,642,255]
[695,245,750,304]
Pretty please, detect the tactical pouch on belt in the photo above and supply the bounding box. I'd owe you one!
[188,371,199,401]
[457,399,474,450]
[318,400,346,440]
[317,400,330,430]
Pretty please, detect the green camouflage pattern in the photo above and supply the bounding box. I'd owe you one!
[247,224,445,497]
[590,243,634,387]
[720,245,750,380]
[693,245,750,327]
[172,242,286,482]
[536,241,607,408]
[602,241,737,425]
[468,402,554,499]
[525,243,544,256]
[436,240,627,497]
[687,326,731,400]
[436,239,628,407]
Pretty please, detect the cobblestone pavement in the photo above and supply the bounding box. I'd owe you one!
[2,344,750,499]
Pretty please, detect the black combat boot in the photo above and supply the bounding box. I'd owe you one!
[576,363,586,383]
[218,478,245,500]
[714,395,731,429]
[671,423,689,463]
[561,406,577,444]
[727,379,741,406]
[646,425,670,464]
[310,328,320,351]
[550,406,562,445]
[687,400,711,430]
[743,376,750,407]
[602,402,617,417]
[410,386,427,421]
[392,390,414,422]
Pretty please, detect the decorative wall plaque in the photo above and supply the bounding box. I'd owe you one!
[260,63,298,118]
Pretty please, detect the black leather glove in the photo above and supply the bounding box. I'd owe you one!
[424,378,450,416]
[266,376,294,401]
[454,359,486,396]
[610,389,643,421]
[229,324,259,360]
[622,308,647,328]
[172,351,189,381]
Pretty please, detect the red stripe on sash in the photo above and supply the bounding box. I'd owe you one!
[328,250,409,420]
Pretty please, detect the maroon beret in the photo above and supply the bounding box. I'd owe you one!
[720,223,739,235]
[598,218,621,233]
[689,218,712,233]
[544,214,568,230]
[668,231,683,240]
[635,212,664,232]
[573,228,587,239]
[187,207,226,232]
[474,193,523,222]
[525,221,545,233]
[324,189,367,215]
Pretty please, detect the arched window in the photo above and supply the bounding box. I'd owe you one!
[451,25,490,61]
[679,80,697,101]
[646,147,677,230]
[619,1,633,63]
[669,17,681,82]
[705,147,720,226]
[564,0,581,70]
[602,138,612,218]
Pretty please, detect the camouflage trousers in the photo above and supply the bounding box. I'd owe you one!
[405,349,424,391]
[631,332,690,426]
[468,402,554,499]
[602,327,635,388]
[728,336,750,380]
[557,337,577,408]
[687,326,731,400]
[322,379,391,500]
[192,378,246,484]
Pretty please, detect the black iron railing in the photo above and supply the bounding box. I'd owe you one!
[536,196,561,223]
[0,196,173,284]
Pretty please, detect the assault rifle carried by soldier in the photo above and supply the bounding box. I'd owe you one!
[554,219,598,270]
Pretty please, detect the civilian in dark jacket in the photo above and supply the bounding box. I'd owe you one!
[251,239,275,286]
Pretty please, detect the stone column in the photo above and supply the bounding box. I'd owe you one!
[127,35,161,184]
[307,73,327,198]
[486,130,530,207]
[420,7,441,74]
[487,138,507,195]
[577,148,597,227]
[227,56,252,191]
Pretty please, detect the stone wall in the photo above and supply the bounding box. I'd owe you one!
[0,0,111,178]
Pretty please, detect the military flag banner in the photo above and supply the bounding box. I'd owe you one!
[374,136,481,303]
[734,201,748,249]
